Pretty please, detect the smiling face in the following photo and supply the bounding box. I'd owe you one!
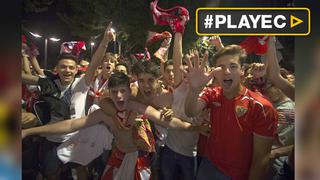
[109,85,131,111]
[215,55,244,94]
[137,73,158,98]
[56,59,78,86]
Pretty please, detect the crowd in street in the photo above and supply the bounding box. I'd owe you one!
[21,1,295,180]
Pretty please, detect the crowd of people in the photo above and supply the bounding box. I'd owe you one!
[21,1,295,180]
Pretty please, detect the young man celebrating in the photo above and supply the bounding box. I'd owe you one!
[183,45,278,180]
[22,72,208,180]
[86,52,118,107]
[21,22,116,180]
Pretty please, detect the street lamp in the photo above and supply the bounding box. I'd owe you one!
[29,32,60,69]
[49,37,60,42]
[30,32,42,38]
[90,42,95,56]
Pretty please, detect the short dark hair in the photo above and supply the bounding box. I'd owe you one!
[108,72,130,89]
[164,59,173,70]
[213,45,247,66]
[115,62,129,74]
[132,60,161,78]
[57,53,78,64]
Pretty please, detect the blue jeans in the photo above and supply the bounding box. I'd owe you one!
[196,157,231,180]
[160,145,196,180]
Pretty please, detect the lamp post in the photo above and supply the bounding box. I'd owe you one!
[90,42,95,56]
[29,32,60,69]
[44,38,47,68]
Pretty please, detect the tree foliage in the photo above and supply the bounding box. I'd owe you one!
[56,0,216,56]
[23,0,53,13]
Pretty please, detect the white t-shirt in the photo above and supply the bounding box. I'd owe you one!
[57,104,114,165]
[165,82,200,157]
[46,76,89,142]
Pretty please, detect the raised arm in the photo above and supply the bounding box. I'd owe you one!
[266,37,294,100]
[172,32,183,86]
[22,71,39,85]
[22,109,110,139]
[208,35,224,51]
[84,22,115,85]
[30,55,45,76]
[159,38,171,76]
[183,50,219,117]
[22,55,32,75]
[185,87,207,117]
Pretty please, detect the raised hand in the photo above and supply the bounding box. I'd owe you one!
[181,50,219,92]
[161,38,171,48]
[251,63,266,79]
[208,35,224,50]
[103,22,116,42]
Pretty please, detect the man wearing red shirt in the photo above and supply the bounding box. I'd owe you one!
[184,45,278,180]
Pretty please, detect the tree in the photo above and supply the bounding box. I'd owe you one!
[23,0,53,13]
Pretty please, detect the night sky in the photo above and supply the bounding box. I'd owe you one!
[22,0,74,69]
[22,0,295,71]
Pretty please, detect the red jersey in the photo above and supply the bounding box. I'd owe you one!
[200,86,278,180]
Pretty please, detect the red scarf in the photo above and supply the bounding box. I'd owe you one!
[88,74,108,98]
[240,36,270,55]
[150,0,189,34]
[146,31,172,45]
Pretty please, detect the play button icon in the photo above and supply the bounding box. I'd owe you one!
[290,15,303,28]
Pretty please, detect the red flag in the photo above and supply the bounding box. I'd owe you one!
[146,31,172,46]
[150,0,189,34]
[60,41,87,58]
[240,36,270,55]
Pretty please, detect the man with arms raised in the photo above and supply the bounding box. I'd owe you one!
[22,72,207,180]
[184,45,278,180]
[22,22,116,180]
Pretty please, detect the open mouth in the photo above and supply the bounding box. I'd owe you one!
[117,101,125,108]
[62,74,72,79]
[144,90,152,97]
[223,79,233,88]
[106,66,111,70]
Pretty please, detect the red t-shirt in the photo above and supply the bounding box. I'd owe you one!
[200,86,278,180]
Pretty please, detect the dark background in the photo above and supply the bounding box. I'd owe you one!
[0,0,318,179]
[21,0,296,71]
